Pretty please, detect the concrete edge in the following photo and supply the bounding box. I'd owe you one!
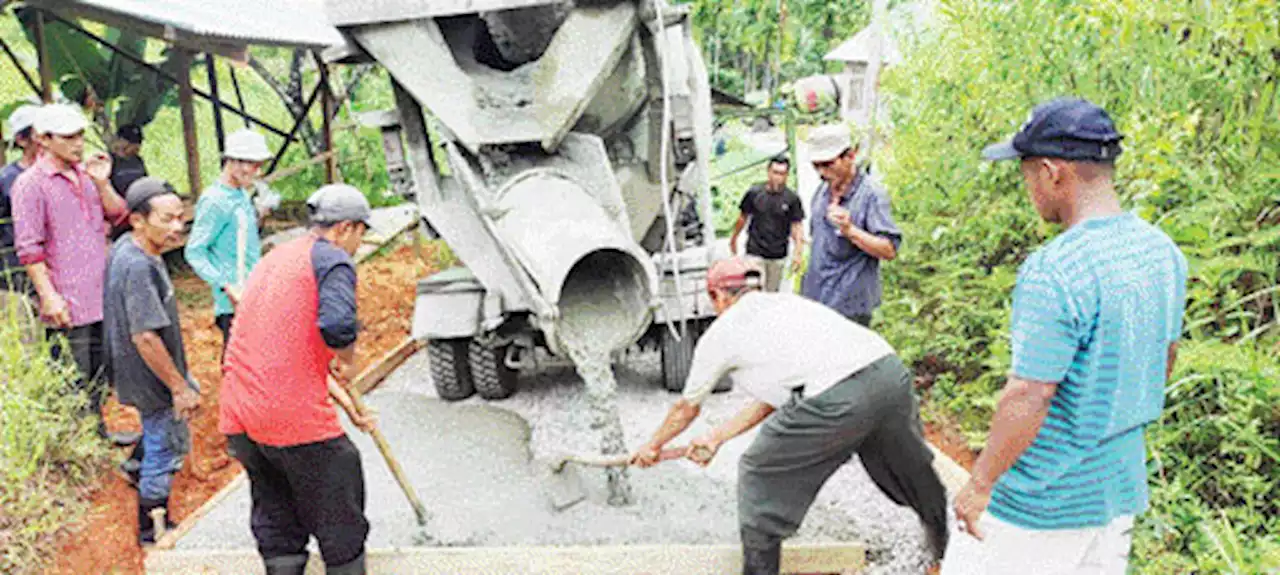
[145,542,866,574]
[928,443,972,494]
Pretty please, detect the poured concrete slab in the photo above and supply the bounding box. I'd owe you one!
[155,348,959,574]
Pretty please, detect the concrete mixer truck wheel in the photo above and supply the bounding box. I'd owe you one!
[428,338,476,401]
[660,319,733,393]
[469,341,518,400]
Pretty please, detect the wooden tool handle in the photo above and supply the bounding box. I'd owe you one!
[327,377,430,526]
[563,445,692,468]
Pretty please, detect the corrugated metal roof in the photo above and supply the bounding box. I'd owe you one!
[32,0,344,49]
[823,26,902,65]
[326,0,562,27]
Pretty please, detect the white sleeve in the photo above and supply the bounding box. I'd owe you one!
[680,315,741,405]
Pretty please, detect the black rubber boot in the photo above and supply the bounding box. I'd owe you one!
[326,551,366,575]
[741,527,782,575]
[137,497,167,545]
[263,553,309,575]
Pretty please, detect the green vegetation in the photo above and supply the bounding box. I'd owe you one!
[876,0,1279,571]
[0,297,109,574]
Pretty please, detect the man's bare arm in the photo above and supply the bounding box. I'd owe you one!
[132,332,190,393]
[840,223,897,261]
[704,400,775,445]
[1166,342,1178,381]
[643,398,701,451]
[970,376,1058,490]
[729,213,748,255]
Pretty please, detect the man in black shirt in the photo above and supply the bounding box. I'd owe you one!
[729,156,805,291]
[109,124,149,241]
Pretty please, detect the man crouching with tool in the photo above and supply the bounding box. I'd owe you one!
[632,257,949,574]
[220,184,377,575]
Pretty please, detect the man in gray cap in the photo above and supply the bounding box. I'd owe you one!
[103,177,200,544]
[800,124,901,326]
[185,129,273,356]
[219,184,376,575]
[943,98,1188,575]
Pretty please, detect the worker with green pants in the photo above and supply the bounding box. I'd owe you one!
[633,257,949,574]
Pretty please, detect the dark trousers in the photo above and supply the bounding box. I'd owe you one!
[215,314,234,360]
[226,433,369,568]
[737,354,949,574]
[850,313,872,328]
[48,322,107,434]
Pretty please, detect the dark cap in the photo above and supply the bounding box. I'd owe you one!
[117,123,144,145]
[125,177,176,213]
[982,98,1123,163]
[307,184,372,228]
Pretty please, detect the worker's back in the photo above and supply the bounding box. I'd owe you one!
[219,234,343,448]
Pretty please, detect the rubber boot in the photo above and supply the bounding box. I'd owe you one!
[741,527,782,575]
[263,553,309,575]
[137,498,166,545]
[326,552,366,575]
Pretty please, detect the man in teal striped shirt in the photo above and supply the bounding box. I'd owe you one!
[185,130,272,356]
[943,99,1188,574]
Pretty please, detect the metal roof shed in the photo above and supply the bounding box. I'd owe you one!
[13,0,345,196]
[27,0,343,57]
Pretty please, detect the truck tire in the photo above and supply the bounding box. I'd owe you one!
[469,341,518,400]
[429,339,475,401]
[660,320,733,393]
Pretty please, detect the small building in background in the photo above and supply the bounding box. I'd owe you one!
[823,25,902,125]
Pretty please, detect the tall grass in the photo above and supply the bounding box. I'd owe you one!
[0,295,108,574]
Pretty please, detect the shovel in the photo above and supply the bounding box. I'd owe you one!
[541,445,702,511]
[327,376,430,526]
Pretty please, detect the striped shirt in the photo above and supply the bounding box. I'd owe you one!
[990,213,1188,530]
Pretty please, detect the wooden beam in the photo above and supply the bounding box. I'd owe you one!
[226,63,250,128]
[264,82,323,174]
[313,50,337,184]
[0,36,39,96]
[205,54,226,154]
[146,542,866,574]
[176,49,202,197]
[352,337,424,395]
[34,9,51,103]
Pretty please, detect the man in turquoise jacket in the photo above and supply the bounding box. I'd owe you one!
[185,129,272,356]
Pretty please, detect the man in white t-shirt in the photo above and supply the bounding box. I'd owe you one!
[632,257,949,574]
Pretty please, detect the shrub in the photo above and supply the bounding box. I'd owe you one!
[877,0,1280,570]
[0,296,109,574]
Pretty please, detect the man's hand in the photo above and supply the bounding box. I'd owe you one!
[85,152,112,183]
[172,387,201,420]
[953,479,993,540]
[827,205,852,229]
[40,291,71,328]
[329,357,361,386]
[630,444,664,468]
[223,284,243,307]
[686,435,722,467]
[349,405,378,434]
[790,255,804,275]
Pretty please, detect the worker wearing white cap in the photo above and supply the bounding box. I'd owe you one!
[800,124,901,327]
[184,128,273,356]
[1,103,43,292]
[11,102,136,444]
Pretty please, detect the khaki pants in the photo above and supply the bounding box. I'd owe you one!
[746,256,786,292]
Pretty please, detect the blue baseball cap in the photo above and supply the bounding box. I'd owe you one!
[982,98,1124,162]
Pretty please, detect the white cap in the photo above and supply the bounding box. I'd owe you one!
[34,104,88,137]
[223,129,271,162]
[807,124,853,163]
[6,104,43,141]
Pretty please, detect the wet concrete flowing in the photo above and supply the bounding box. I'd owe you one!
[555,254,650,507]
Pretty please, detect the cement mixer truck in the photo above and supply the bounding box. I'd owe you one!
[324,0,727,400]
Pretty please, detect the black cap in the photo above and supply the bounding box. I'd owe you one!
[125,177,176,213]
[982,98,1123,163]
[117,124,144,145]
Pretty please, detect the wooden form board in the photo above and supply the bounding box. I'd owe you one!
[147,542,866,574]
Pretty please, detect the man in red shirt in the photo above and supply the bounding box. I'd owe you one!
[220,184,375,575]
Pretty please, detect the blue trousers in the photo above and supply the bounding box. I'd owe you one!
[138,408,190,501]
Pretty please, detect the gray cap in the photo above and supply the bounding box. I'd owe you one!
[307,184,372,227]
[125,177,177,213]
